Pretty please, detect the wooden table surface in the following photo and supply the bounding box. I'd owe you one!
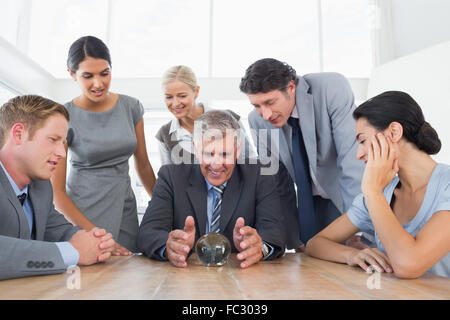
[0,253,448,300]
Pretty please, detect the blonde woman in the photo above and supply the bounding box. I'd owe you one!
[156,65,257,165]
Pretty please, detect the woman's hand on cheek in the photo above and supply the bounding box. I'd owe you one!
[362,133,399,196]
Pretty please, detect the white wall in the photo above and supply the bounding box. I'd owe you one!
[368,40,450,163]
[390,0,450,59]
[0,37,53,97]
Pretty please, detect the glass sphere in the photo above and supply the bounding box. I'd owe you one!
[195,232,231,267]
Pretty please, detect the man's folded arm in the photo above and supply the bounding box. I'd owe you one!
[262,241,281,260]
[0,235,69,280]
[255,167,287,258]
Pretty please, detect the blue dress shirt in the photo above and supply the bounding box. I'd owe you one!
[0,161,79,268]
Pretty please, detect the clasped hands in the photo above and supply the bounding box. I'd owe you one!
[165,216,263,269]
[69,228,117,265]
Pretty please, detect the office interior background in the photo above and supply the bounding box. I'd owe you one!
[0,0,449,214]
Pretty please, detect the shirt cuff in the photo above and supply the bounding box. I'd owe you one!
[262,241,275,261]
[158,245,168,261]
[55,242,80,269]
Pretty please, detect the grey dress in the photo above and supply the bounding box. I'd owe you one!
[64,94,144,252]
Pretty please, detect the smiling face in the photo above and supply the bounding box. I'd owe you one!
[195,133,241,186]
[246,81,296,128]
[18,114,68,182]
[163,80,199,120]
[70,57,112,103]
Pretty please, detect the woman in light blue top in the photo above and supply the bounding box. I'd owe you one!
[306,91,449,279]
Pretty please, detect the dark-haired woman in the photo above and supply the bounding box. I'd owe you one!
[51,36,156,255]
[306,91,449,278]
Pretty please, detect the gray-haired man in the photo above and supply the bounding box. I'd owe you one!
[137,110,286,268]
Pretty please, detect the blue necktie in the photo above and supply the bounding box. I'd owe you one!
[288,117,317,244]
[210,185,225,233]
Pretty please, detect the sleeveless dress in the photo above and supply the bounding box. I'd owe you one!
[64,94,144,252]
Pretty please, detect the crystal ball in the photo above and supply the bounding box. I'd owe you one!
[195,232,231,267]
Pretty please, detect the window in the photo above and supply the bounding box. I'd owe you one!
[212,0,320,77]
[0,0,23,47]
[321,0,373,77]
[109,0,211,78]
[0,83,18,106]
[24,0,373,78]
[27,0,109,78]
[11,0,375,213]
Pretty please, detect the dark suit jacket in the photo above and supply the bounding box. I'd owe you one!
[137,163,286,260]
[267,161,301,249]
[0,165,80,280]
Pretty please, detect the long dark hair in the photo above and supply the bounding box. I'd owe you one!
[67,36,111,73]
[353,91,441,155]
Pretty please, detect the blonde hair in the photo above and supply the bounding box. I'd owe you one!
[0,95,69,148]
[162,65,198,92]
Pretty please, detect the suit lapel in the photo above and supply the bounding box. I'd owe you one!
[259,119,295,181]
[220,165,242,232]
[278,126,295,179]
[0,164,31,239]
[296,77,317,173]
[186,165,208,237]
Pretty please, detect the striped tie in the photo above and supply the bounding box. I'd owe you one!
[210,185,225,233]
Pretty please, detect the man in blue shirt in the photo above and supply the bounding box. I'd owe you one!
[0,95,115,280]
[138,110,286,268]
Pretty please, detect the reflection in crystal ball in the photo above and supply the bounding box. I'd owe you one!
[195,232,231,267]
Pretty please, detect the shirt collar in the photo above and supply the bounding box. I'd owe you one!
[204,178,228,192]
[290,104,299,119]
[169,102,209,135]
[169,116,183,134]
[0,160,28,196]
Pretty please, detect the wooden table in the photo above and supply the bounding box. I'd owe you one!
[0,253,448,300]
